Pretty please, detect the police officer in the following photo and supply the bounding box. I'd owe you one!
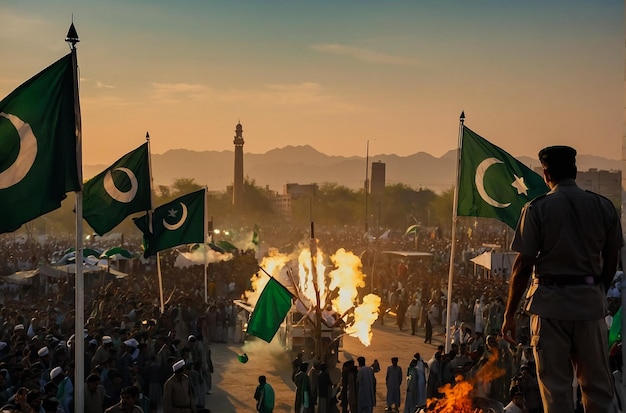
[502,145,623,413]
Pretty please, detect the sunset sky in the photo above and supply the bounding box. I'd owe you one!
[1,1,623,166]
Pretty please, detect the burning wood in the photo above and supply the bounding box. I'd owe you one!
[426,351,506,413]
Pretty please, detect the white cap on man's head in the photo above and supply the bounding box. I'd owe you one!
[102,336,112,344]
[13,324,24,332]
[50,366,63,380]
[172,360,185,372]
[38,347,49,357]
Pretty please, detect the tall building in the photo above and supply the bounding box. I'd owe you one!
[232,122,244,208]
[370,161,386,196]
[534,166,621,209]
[577,168,621,209]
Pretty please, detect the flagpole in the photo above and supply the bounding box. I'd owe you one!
[445,111,465,353]
[157,252,165,313]
[66,22,85,413]
[145,131,165,313]
[203,187,208,304]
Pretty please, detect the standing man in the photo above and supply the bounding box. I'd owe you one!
[385,357,402,412]
[162,360,197,413]
[254,375,275,413]
[502,146,623,413]
[356,356,376,413]
[407,300,419,336]
[85,373,108,413]
[104,386,143,413]
[294,362,311,413]
[316,363,332,413]
[503,386,527,413]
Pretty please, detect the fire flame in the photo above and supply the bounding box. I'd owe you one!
[297,247,327,300]
[429,376,475,412]
[427,350,506,413]
[246,248,290,306]
[249,244,380,347]
[329,248,366,315]
[343,293,380,346]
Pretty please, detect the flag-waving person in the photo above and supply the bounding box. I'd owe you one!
[133,188,206,258]
[0,54,80,234]
[457,126,549,229]
[83,143,151,236]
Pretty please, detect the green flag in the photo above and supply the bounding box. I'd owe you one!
[0,54,80,234]
[252,224,259,246]
[609,306,621,349]
[216,240,238,253]
[133,189,205,258]
[100,247,137,260]
[83,143,151,235]
[247,277,293,343]
[457,126,549,229]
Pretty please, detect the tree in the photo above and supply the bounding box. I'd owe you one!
[428,187,454,230]
[377,184,437,231]
[170,178,202,199]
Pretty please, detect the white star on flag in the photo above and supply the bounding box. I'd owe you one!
[167,208,178,218]
[511,174,529,195]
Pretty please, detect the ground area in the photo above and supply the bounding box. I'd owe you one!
[206,317,445,412]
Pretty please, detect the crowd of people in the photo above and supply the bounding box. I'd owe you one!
[0,143,622,413]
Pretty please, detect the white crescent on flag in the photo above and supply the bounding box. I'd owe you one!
[163,202,188,231]
[475,158,511,208]
[103,167,138,203]
[0,113,38,189]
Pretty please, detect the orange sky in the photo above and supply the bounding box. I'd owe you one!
[1,1,623,166]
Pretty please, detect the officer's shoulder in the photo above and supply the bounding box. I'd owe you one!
[526,193,548,207]
[584,190,613,204]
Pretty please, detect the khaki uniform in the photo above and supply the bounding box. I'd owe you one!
[162,373,197,413]
[512,179,623,413]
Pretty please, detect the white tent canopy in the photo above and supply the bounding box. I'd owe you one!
[0,269,39,285]
[470,251,517,277]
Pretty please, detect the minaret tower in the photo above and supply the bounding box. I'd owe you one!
[233,122,245,208]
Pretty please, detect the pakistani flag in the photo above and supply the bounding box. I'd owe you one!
[83,143,151,235]
[247,277,293,343]
[0,54,80,234]
[457,127,549,229]
[133,188,205,258]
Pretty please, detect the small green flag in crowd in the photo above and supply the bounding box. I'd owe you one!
[133,189,205,258]
[252,224,260,246]
[0,54,80,234]
[247,277,293,343]
[83,143,151,236]
[457,127,549,229]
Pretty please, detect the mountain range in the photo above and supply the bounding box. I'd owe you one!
[84,145,622,194]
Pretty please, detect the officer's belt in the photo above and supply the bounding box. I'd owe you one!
[533,275,597,286]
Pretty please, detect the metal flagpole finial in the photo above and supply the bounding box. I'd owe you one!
[460,111,465,121]
[65,21,79,48]
[146,131,150,142]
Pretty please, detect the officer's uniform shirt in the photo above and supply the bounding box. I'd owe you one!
[511,179,623,321]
